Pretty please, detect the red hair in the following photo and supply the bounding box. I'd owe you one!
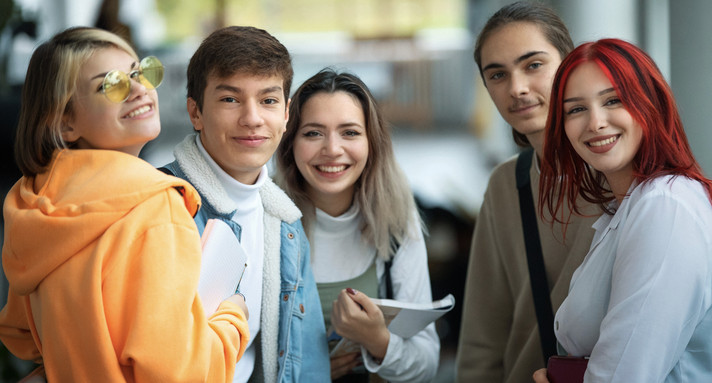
[540,38,712,222]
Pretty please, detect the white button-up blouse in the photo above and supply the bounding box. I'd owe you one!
[555,175,712,382]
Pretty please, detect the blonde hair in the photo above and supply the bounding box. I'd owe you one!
[276,68,423,261]
[15,27,138,177]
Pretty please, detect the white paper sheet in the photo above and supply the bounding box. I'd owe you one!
[197,219,248,316]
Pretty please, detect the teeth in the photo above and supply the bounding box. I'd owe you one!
[317,165,346,173]
[125,105,151,118]
[589,136,617,147]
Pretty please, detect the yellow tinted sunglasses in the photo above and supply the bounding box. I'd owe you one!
[102,56,164,103]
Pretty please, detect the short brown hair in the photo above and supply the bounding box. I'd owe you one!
[15,27,138,177]
[474,1,573,147]
[186,26,293,111]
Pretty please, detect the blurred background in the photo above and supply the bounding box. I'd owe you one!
[1,0,710,381]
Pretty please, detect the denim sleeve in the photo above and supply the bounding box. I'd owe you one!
[296,227,331,382]
[277,220,331,383]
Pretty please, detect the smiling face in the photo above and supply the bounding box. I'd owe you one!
[189,72,289,185]
[293,91,369,216]
[480,22,562,150]
[563,61,643,198]
[62,47,160,156]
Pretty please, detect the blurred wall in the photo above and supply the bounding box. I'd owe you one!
[670,0,712,176]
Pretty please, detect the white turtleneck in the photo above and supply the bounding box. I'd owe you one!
[196,135,264,383]
[311,203,376,283]
[310,202,442,381]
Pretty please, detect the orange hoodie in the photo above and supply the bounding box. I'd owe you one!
[0,149,249,382]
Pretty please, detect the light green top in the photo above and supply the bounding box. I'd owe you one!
[318,261,379,338]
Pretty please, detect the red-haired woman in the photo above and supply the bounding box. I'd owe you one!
[534,38,712,382]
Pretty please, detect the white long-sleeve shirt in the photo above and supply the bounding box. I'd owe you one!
[311,203,440,382]
[555,175,712,382]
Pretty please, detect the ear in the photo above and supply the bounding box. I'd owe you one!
[187,97,203,131]
[60,115,80,143]
[282,98,290,133]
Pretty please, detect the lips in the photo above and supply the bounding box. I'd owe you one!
[123,104,152,118]
[316,164,348,173]
[234,136,267,148]
[588,135,618,147]
[585,134,620,153]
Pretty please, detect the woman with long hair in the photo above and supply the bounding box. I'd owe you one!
[276,68,438,382]
[536,38,712,382]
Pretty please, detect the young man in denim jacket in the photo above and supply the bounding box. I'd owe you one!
[162,26,330,382]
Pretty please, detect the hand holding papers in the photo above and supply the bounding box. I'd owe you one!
[330,294,456,357]
[197,219,248,316]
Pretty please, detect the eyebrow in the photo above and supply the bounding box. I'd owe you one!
[481,50,549,73]
[214,84,283,96]
[300,121,364,130]
[90,61,139,81]
[563,87,616,103]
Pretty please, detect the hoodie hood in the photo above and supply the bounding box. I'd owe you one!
[2,149,200,295]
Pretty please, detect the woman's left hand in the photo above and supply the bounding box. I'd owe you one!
[331,288,390,360]
[532,368,550,382]
[330,352,362,380]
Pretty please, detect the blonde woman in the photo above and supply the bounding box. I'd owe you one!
[0,27,248,382]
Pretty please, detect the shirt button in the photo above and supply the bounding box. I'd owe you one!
[555,321,559,331]
[300,304,305,313]
[287,232,295,239]
[283,294,289,301]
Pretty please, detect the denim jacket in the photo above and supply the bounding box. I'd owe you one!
[163,134,330,382]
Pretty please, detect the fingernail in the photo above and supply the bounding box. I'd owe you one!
[347,288,356,295]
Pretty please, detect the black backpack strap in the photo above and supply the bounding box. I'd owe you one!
[383,236,401,300]
[157,166,174,176]
[516,148,557,363]
[384,259,394,299]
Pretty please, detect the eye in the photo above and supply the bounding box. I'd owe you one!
[301,130,322,138]
[528,62,543,70]
[129,70,141,80]
[604,97,622,107]
[566,106,585,115]
[343,130,361,137]
[263,98,279,105]
[488,72,504,81]
[221,96,238,103]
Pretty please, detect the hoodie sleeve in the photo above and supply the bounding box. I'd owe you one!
[0,291,42,363]
[101,188,249,382]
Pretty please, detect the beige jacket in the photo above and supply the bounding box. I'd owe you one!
[455,153,599,383]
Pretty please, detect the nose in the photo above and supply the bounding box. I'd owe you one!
[126,76,149,101]
[509,71,529,97]
[322,133,344,156]
[239,101,265,128]
[588,106,608,132]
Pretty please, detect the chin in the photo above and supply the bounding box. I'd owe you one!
[132,132,160,151]
[148,129,161,140]
[143,123,162,140]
